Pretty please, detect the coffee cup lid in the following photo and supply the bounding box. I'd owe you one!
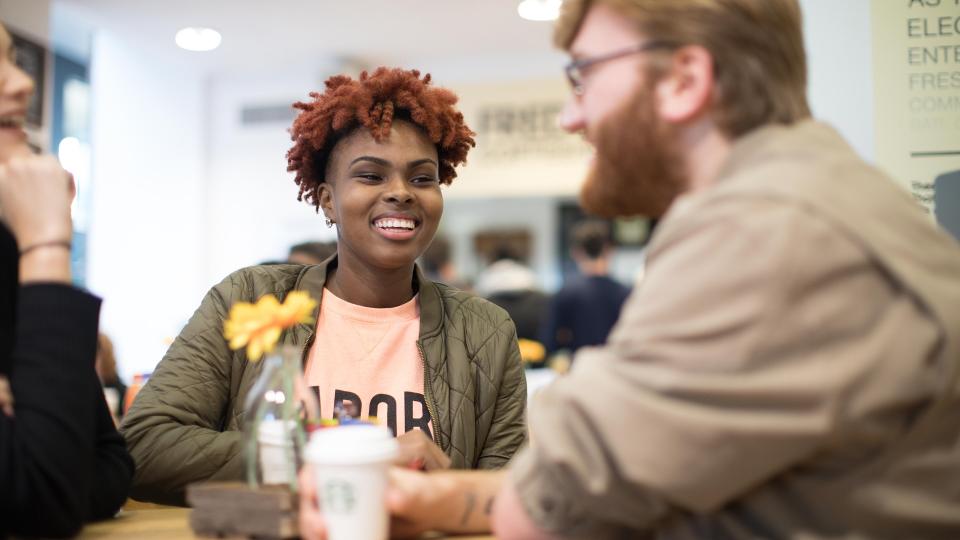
[305,424,398,465]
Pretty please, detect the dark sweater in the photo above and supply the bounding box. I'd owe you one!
[539,274,631,355]
[0,224,133,537]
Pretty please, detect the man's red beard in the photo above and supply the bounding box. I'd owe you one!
[579,81,687,219]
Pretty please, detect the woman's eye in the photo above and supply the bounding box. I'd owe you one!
[357,173,382,182]
[412,176,438,184]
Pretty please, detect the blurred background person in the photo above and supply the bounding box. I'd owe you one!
[474,243,548,345]
[0,20,132,537]
[419,234,468,290]
[540,220,631,358]
[95,332,127,424]
[287,240,337,265]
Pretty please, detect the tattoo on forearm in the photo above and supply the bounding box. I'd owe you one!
[459,492,477,526]
[484,496,495,516]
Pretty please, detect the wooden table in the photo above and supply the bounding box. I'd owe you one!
[78,507,494,539]
[78,508,195,539]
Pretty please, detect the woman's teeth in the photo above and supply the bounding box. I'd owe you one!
[375,218,416,230]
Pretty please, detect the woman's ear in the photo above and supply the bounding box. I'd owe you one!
[318,182,335,222]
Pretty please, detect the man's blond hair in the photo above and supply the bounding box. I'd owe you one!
[556,0,810,136]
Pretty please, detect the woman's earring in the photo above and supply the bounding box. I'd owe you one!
[325,217,335,228]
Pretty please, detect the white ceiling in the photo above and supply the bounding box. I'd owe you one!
[51,0,568,80]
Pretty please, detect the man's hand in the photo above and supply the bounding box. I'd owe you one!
[386,467,444,538]
[389,468,506,536]
[0,375,13,417]
[298,459,501,539]
[298,465,327,540]
[395,430,451,471]
[298,465,446,540]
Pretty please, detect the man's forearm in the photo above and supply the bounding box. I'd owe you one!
[428,469,506,533]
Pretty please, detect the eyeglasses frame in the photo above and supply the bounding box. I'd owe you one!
[564,41,675,96]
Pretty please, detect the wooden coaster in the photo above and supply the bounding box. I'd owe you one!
[186,481,299,539]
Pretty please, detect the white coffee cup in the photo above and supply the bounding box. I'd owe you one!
[305,425,398,540]
[258,419,297,485]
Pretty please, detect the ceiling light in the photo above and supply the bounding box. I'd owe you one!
[175,27,222,52]
[518,0,562,22]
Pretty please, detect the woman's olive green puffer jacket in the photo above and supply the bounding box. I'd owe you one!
[121,259,527,505]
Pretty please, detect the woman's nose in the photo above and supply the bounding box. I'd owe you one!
[2,62,35,103]
[383,175,414,204]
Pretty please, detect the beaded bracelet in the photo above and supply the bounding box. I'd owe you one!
[19,239,72,257]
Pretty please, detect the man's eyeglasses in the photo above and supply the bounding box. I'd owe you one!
[564,41,674,96]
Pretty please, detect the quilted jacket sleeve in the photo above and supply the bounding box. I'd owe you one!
[120,273,244,506]
[475,308,527,469]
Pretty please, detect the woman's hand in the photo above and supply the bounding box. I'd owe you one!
[0,154,73,248]
[395,430,451,471]
[0,375,13,417]
[0,154,74,283]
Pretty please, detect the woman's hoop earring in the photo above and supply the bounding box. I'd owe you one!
[325,218,335,228]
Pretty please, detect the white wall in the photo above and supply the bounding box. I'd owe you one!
[86,31,206,380]
[801,0,874,162]
[202,70,338,287]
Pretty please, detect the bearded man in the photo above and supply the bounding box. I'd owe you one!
[300,1,960,538]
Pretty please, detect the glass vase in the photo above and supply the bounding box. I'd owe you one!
[243,343,319,491]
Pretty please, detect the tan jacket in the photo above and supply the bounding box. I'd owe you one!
[512,120,960,539]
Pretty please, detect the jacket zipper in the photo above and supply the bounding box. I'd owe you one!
[299,332,315,368]
[417,341,441,447]
[300,331,317,417]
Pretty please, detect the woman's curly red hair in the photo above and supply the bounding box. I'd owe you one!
[286,67,476,210]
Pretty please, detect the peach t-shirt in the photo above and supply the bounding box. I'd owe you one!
[304,288,433,439]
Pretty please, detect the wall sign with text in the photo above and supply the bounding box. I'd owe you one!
[871,0,960,217]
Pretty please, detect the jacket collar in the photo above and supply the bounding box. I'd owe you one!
[291,254,444,340]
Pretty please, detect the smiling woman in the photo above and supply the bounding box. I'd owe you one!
[120,68,528,507]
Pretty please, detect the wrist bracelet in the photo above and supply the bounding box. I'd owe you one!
[19,240,72,257]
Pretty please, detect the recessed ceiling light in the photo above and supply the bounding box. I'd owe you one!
[518,0,562,22]
[175,27,222,52]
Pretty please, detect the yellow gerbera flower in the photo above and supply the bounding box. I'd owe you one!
[224,292,317,361]
[275,291,318,328]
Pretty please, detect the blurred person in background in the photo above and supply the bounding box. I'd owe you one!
[287,240,337,265]
[474,244,549,345]
[122,68,527,507]
[419,234,468,290]
[540,220,630,358]
[300,1,960,539]
[95,333,127,424]
[0,21,132,538]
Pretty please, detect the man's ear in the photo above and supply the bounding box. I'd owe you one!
[655,45,715,124]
